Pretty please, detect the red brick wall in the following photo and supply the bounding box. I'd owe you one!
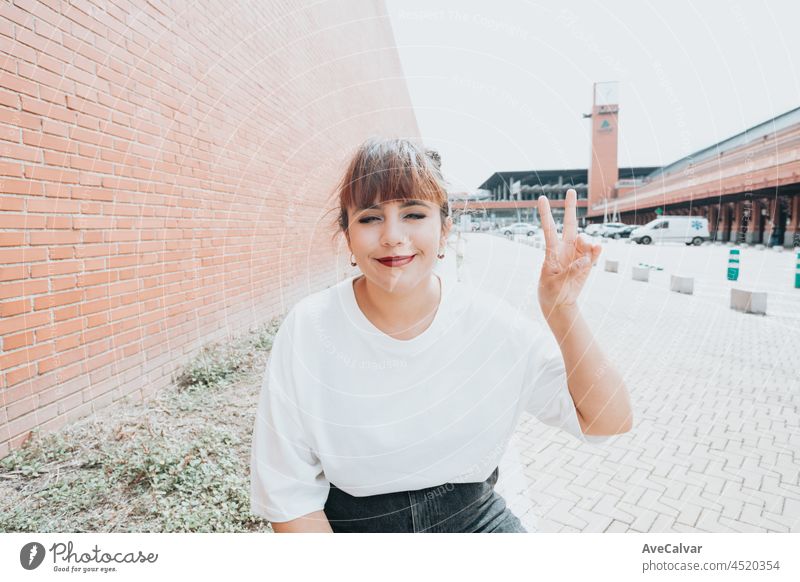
[0,0,420,459]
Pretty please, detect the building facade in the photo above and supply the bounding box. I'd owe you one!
[0,0,419,458]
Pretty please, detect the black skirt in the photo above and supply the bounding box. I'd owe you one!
[323,467,527,533]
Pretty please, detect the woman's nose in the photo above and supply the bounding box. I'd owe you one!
[379,215,408,246]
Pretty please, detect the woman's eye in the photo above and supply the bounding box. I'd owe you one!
[358,214,426,224]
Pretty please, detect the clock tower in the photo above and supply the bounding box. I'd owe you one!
[587,82,620,212]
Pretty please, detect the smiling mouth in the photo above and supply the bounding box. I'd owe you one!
[375,255,416,267]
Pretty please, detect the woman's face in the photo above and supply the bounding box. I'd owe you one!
[347,199,451,294]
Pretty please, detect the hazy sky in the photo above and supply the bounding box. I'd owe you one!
[385,0,800,191]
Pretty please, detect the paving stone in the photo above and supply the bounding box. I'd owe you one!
[604,519,630,533]
[673,501,704,528]
[461,235,800,535]
[695,508,727,532]
[592,495,637,524]
[717,516,768,533]
[650,513,677,532]
[759,512,794,532]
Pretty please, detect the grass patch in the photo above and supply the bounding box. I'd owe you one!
[0,318,284,533]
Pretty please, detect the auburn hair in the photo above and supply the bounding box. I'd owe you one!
[334,137,450,238]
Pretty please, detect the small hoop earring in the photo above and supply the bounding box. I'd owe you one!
[349,253,357,266]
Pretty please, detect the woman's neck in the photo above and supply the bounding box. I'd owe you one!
[354,274,441,340]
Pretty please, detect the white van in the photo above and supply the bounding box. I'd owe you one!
[630,216,709,246]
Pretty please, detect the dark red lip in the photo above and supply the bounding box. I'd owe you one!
[375,255,416,267]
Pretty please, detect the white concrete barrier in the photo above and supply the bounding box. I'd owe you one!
[730,288,767,315]
[670,275,694,295]
[605,260,619,273]
[632,266,649,282]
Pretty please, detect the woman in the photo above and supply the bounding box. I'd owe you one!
[250,138,633,533]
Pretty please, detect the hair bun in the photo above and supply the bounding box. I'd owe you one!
[425,148,442,169]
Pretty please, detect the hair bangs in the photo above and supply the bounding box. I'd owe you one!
[344,139,445,211]
[336,138,450,235]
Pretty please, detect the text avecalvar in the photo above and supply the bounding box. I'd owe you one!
[642,544,702,554]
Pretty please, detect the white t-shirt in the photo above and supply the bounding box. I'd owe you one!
[250,273,613,522]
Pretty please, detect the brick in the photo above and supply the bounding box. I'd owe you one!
[0,232,25,246]
[0,142,41,162]
[6,404,58,442]
[41,183,69,200]
[0,88,20,108]
[0,341,53,369]
[0,178,44,195]
[0,278,47,300]
[0,310,49,335]
[26,198,81,213]
[0,121,21,142]
[32,289,83,310]
[0,33,36,63]
[13,0,60,28]
[35,318,84,342]
[0,265,28,282]
[0,162,24,177]
[0,247,47,263]
[16,62,74,94]
[28,231,82,245]
[37,345,84,374]
[52,304,79,321]
[36,374,88,407]
[23,165,80,183]
[22,130,79,153]
[0,298,31,316]
[20,96,76,124]
[29,260,81,278]
[0,107,42,131]
[2,330,35,350]
[6,394,37,421]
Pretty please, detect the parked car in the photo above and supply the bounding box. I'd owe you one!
[593,222,626,237]
[583,224,606,237]
[630,216,710,245]
[604,225,636,239]
[555,223,583,234]
[600,224,632,238]
[503,222,538,236]
[471,220,494,232]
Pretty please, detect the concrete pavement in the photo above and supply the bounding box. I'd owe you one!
[451,232,800,533]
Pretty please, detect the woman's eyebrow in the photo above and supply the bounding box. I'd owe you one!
[361,200,430,212]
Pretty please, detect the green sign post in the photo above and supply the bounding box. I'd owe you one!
[795,251,799,289]
[727,248,740,281]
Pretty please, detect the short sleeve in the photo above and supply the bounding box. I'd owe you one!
[519,318,614,445]
[250,310,330,522]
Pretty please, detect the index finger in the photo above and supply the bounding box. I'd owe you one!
[563,188,577,243]
[537,195,559,260]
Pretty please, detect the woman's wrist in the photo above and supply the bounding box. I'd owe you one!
[541,303,581,338]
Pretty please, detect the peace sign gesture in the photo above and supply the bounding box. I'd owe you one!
[537,189,601,319]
